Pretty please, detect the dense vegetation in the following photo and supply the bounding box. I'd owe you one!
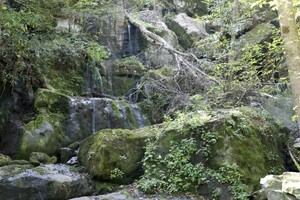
[0,0,299,199]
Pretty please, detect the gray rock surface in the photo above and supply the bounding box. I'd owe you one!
[256,172,300,200]
[0,164,93,200]
[169,13,208,48]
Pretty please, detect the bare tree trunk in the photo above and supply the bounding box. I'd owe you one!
[0,0,3,44]
[276,0,300,130]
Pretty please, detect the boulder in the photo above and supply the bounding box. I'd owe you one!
[17,113,66,159]
[237,23,277,47]
[29,152,57,166]
[169,13,209,49]
[256,172,300,200]
[0,154,12,166]
[138,107,287,196]
[0,164,93,200]
[78,128,155,183]
[70,189,205,200]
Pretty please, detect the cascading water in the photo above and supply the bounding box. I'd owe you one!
[66,97,148,142]
[130,103,145,128]
[122,22,143,58]
[127,23,132,53]
[92,98,96,134]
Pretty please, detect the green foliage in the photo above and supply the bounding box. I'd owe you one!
[0,1,108,94]
[193,0,287,107]
[138,138,207,193]
[138,138,248,198]
[87,41,109,63]
[110,168,125,180]
[0,8,54,91]
[202,0,256,34]
[216,163,249,200]
[16,0,70,16]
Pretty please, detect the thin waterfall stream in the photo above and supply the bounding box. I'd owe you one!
[127,23,132,53]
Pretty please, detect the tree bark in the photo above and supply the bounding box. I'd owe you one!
[0,0,3,44]
[276,0,300,130]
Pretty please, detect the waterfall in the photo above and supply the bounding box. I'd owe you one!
[93,68,104,95]
[66,97,148,143]
[92,98,96,134]
[130,103,145,128]
[127,23,133,53]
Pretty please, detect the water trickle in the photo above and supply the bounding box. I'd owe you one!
[92,98,96,134]
[130,103,145,128]
[122,22,143,58]
[93,68,104,95]
[127,23,132,53]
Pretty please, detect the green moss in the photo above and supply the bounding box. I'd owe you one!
[210,108,286,192]
[102,75,136,97]
[111,101,121,118]
[45,68,84,96]
[17,113,66,159]
[78,129,152,183]
[68,141,80,150]
[138,107,288,196]
[148,66,173,78]
[32,167,47,174]
[0,165,34,179]
[112,57,145,77]
[34,89,71,114]
[238,23,276,46]
[125,106,139,129]
[0,154,12,166]
[167,20,193,49]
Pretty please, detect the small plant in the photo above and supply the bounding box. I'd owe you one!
[110,168,124,180]
[138,138,208,193]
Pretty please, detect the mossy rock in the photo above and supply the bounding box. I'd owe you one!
[78,128,155,183]
[102,75,137,97]
[29,152,57,166]
[17,113,66,159]
[237,23,276,47]
[100,58,145,96]
[0,154,12,167]
[112,57,145,77]
[34,88,71,114]
[140,107,287,195]
[44,66,84,96]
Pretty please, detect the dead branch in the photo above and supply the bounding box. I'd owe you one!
[124,11,221,87]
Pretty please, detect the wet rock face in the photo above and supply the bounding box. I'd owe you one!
[17,89,148,159]
[0,164,93,200]
[66,97,147,142]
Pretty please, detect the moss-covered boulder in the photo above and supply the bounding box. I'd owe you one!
[137,107,287,197]
[78,128,156,183]
[0,154,12,166]
[17,113,66,159]
[29,152,57,166]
